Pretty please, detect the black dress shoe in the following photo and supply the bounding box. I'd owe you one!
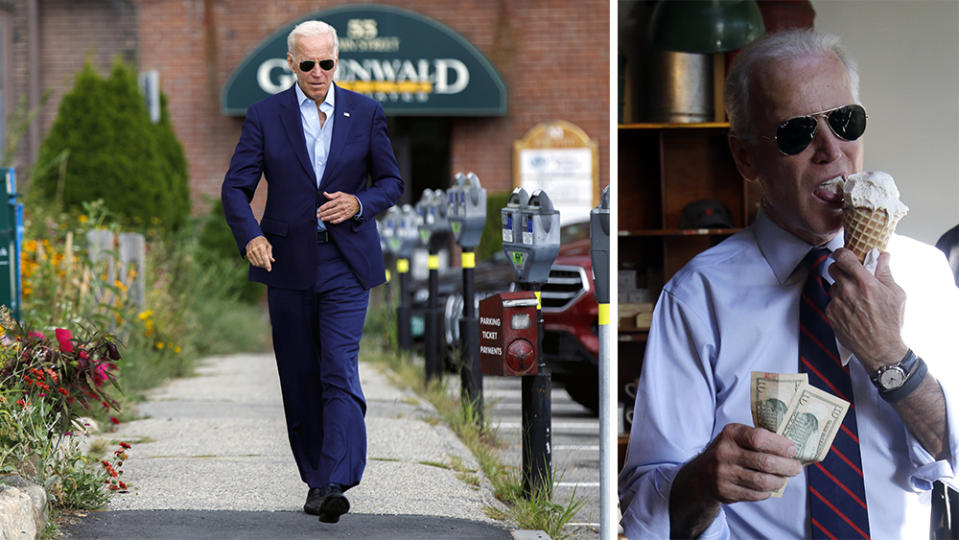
[303,487,325,515]
[318,484,350,523]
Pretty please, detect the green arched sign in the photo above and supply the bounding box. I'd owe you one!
[222,4,507,116]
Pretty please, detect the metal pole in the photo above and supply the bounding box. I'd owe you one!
[425,250,441,382]
[599,312,616,539]
[459,249,483,422]
[521,283,551,498]
[396,258,412,350]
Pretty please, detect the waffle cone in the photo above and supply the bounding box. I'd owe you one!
[843,207,902,262]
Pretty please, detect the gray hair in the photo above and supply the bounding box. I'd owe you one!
[287,20,339,57]
[724,29,860,142]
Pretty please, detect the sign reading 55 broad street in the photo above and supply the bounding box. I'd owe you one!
[223,4,507,116]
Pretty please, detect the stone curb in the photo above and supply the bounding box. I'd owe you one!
[0,475,47,540]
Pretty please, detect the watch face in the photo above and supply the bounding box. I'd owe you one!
[879,367,907,389]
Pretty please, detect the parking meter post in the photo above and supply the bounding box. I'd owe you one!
[425,248,441,382]
[449,172,487,422]
[591,186,614,540]
[520,282,552,499]
[396,257,412,350]
[459,248,483,419]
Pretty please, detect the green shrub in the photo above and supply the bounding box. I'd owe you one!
[476,191,509,262]
[195,200,263,304]
[31,59,189,231]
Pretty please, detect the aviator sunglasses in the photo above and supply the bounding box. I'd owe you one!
[299,59,335,72]
[765,104,868,155]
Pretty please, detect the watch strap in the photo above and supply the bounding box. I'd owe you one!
[880,356,927,403]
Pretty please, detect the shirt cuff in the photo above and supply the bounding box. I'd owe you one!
[354,196,364,220]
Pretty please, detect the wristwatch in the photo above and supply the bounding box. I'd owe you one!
[872,349,918,392]
[872,349,927,403]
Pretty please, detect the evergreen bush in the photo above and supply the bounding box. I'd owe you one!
[32,59,189,231]
[476,191,509,261]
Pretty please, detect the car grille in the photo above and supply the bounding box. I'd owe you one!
[541,265,588,311]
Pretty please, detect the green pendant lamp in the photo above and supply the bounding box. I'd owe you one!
[648,0,766,53]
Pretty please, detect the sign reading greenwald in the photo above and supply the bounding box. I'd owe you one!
[222,4,507,116]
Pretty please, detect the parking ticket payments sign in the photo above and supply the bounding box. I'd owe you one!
[222,4,508,116]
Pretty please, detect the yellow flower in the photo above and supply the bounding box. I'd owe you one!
[156,342,165,350]
[137,310,153,321]
[114,280,127,292]
[78,215,89,224]
[174,346,181,354]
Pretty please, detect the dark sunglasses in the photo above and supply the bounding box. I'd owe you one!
[299,59,335,72]
[765,104,868,155]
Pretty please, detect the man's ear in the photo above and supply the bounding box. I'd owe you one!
[287,52,296,74]
[729,133,759,184]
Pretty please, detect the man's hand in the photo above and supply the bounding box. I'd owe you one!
[826,248,908,371]
[317,191,360,224]
[670,423,801,538]
[245,235,274,272]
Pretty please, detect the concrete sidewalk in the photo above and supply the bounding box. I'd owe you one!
[62,353,531,539]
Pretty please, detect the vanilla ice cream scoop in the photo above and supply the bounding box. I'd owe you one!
[843,171,909,217]
[842,171,908,262]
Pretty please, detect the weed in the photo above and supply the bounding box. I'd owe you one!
[359,320,584,539]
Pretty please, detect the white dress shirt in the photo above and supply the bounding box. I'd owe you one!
[619,210,959,539]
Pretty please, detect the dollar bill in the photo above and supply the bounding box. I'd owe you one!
[750,372,848,497]
[776,384,850,466]
[750,372,808,432]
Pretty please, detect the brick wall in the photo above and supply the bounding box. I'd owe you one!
[13,0,610,215]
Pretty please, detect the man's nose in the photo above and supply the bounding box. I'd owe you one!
[810,117,843,163]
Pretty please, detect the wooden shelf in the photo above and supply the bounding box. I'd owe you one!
[618,121,759,334]
[619,121,730,130]
[618,329,649,342]
[619,228,743,237]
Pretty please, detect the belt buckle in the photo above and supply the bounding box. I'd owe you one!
[317,229,328,244]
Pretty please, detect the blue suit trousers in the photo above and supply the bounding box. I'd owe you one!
[267,241,368,490]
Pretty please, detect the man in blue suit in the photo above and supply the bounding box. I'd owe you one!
[221,19,403,524]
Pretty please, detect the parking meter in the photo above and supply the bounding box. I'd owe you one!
[478,292,539,376]
[503,189,561,285]
[590,186,610,304]
[417,189,450,382]
[499,186,561,499]
[383,205,419,350]
[590,185,614,539]
[448,172,486,250]
[447,171,488,418]
[415,188,435,246]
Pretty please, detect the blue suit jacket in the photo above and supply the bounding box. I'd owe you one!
[222,84,404,290]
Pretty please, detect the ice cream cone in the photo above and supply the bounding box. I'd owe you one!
[843,207,903,263]
[841,171,909,263]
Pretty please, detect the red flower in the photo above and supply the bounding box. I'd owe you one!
[93,363,109,387]
[55,328,74,353]
[28,330,45,341]
[100,460,110,468]
[108,484,119,490]
[58,387,69,396]
[119,442,131,449]
[110,417,120,425]
[118,481,127,489]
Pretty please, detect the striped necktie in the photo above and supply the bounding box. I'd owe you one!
[798,247,871,539]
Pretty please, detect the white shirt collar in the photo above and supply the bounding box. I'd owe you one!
[753,209,844,285]
[294,81,335,111]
